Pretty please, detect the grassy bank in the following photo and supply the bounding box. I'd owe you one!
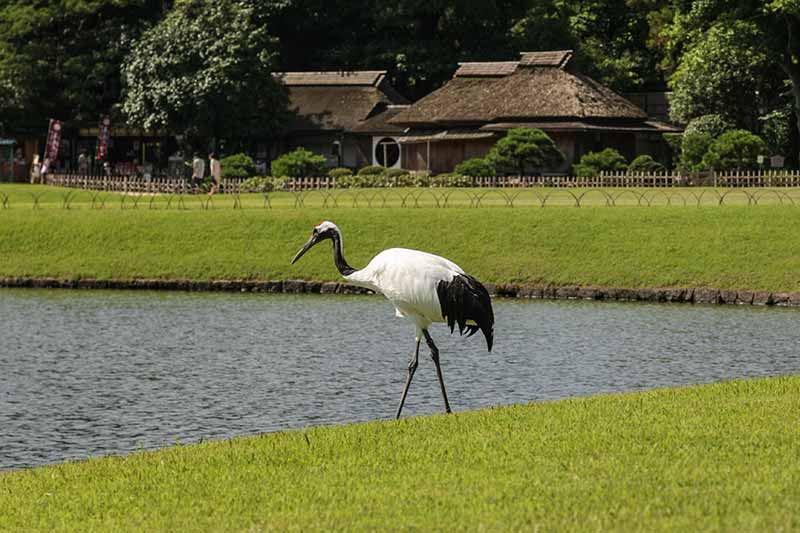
[2,200,800,291]
[1,376,799,531]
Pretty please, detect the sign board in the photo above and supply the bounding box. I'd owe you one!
[770,155,786,168]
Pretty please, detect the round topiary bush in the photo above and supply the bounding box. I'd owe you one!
[628,155,666,174]
[454,157,496,177]
[270,147,326,178]
[573,148,628,177]
[702,129,767,171]
[357,165,386,176]
[327,167,353,178]
[220,153,256,179]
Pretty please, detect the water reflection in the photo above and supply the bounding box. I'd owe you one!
[1,289,798,470]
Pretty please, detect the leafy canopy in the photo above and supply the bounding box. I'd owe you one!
[0,0,162,130]
[271,147,326,178]
[702,129,768,171]
[122,0,288,142]
[573,148,628,177]
[488,128,564,176]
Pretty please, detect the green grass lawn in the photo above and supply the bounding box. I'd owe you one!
[2,185,800,290]
[1,376,798,531]
[1,183,799,209]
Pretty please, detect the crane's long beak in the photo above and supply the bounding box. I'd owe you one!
[291,235,317,264]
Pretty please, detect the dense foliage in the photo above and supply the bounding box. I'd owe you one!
[270,147,326,177]
[0,0,163,131]
[121,0,288,149]
[573,148,628,176]
[220,153,256,179]
[4,0,800,163]
[628,155,666,173]
[702,130,768,171]
[488,128,565,175]
[455,157,496,177]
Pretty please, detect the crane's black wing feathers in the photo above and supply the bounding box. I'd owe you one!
[437,274,495,352]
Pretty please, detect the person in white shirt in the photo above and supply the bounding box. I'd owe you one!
[208,152,221,195]
[191,152,205,190]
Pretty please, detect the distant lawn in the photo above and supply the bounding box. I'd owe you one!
[2,187,800,291]
[1,376,798,531]
[2,183,800,209]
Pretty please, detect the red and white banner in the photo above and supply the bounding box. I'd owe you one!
[45,119,63,162]
[96,116,111,161]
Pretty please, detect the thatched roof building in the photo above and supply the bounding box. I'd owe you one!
[390,51,680,174]
[272,71,408,168]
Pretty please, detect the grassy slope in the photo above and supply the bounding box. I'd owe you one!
[1,376,798,531]
[2,205,800,291]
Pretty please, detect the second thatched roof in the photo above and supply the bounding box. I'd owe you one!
[390,51,648,127]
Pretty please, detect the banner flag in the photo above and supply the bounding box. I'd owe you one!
[41,119,63,175]
[96,116,111,161]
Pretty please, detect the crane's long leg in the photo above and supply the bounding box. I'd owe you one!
[423,330,452,414]
[395,337,421,419]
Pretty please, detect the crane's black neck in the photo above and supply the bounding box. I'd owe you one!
[330,229,356,277]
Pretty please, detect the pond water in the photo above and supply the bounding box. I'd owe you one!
[2,289,799,470]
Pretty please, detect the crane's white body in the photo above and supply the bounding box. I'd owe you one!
[291,221,494,418]
[345,247,465,332]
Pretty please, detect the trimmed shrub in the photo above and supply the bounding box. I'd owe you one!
[357,165,386,176]
[679,132,713,171]
[573,148,628,177]
[628,155,666,174]
[327,167,353,178]
[487,128,564,175]
[431,173,475,187]
[334,175,354,188]
[384,168,414,187]
[270,148,326,178]
[413,173,432,187]
[702,129,767,171]
[220,153,256,179]
[454,157,496,177]
[239,176,287,193]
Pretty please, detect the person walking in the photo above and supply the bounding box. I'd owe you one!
[208,152,221,195]
[191,152,205,192]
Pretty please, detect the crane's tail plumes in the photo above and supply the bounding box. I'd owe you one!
[437,274,495,352]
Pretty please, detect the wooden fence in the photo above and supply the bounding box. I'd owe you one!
[42,170,800,193]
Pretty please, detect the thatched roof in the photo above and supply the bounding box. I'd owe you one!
[274,71,408,133]
[350,105,409,135]
[391,51,647,127]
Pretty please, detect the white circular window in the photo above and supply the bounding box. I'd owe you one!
[374,137,400,168]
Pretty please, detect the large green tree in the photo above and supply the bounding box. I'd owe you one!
[664,0,800,159]
[0,0,164,132]
[121,0,289,147]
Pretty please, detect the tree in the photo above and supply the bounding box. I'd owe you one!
[668,21,773,128]
[487,128,564,176]
[573,148,628,176]
[511,0,669,91]
[0,0,164,131]
[454,157,496,177]
[663,0,800,162]
[702,129,767,171]
[628,154,666,173]
[122,0,289,149]
[271,147,326,177]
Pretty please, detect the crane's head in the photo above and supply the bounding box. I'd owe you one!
[291,221,338,264]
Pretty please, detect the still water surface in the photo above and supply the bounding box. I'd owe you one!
[2,289,799,470]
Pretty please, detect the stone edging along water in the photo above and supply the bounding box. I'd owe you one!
[1,277,800,308]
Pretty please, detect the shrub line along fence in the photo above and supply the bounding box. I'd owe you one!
[39,170,800,194]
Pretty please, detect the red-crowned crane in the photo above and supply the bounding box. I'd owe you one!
[291,221,494,419]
